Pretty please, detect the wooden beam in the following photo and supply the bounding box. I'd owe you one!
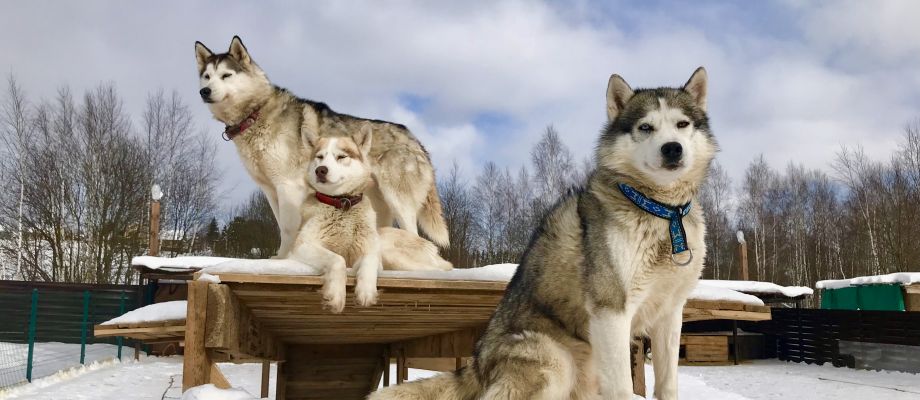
[183,281,211,391]
[205,284,279,361]
[396,326,485,358]
[261,361,271,398]
[631,338,646,397]
[209,361,231,389]
[209,272,509,291]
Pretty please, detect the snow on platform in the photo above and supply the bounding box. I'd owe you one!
[99,301,187,326]
[816,272,920,289]
[690,284,764,306]
[699,279,813,298]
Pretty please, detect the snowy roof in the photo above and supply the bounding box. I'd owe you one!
[816,272,920,290]
[699,280,813,298]
[691,284,764,306]
[100,300,187,326]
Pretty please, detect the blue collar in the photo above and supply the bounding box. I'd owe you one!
[617,183,693,264]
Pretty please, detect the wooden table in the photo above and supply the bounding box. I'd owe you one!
[96,273,772,399]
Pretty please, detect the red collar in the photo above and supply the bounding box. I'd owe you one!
[223,110,260,141]
[315,192,363,211]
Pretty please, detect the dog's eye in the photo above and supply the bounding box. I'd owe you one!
[317,155,324,160]
[677,121,690,129]
[221,73,232,80]
[203,74,210,80]
[336,155,347,160]
[638,123,654,132]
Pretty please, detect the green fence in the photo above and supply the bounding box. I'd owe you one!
[0,280,144,388]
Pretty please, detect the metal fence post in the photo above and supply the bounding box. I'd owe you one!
[26,288,38,382]
[80,290,90,364]
[117,290,125,360]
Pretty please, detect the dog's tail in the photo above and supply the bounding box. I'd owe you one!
[419,183,450,248]
[368,367,478,400]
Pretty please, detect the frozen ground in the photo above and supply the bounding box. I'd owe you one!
[0,342,124,388]
[2,356,917,400]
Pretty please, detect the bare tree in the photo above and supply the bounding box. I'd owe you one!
[0,76,31,280]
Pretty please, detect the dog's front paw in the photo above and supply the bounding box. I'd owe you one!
[355,284,378,307]
[322,283,346,313]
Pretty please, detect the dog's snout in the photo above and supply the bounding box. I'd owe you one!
[199,87,211,99]
[660,142,683,162]
[315,166,328,177]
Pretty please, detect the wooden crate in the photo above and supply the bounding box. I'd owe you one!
[905,285,920,312]
[681,335,729,364]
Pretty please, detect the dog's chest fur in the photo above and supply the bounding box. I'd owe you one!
[300,199,375,266]
[233,98,309,186]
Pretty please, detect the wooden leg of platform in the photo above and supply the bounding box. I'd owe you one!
[260,360,271,398]
[382,348,390,387]
[209,361,231,389]
[632,337,646,397]
[183,281,211,391]
[396,347,406,384]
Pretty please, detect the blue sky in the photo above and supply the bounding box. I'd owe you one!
[2,1,919,207]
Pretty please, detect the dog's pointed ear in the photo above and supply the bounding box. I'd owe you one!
[606,74,634,121]
[228,36,251,65]
[302,128,319,149]
[355,124,374,157]
[195,41,213,72]
[683,66,708,111]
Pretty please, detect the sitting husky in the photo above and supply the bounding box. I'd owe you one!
[290,125,452,313]
[194,36,449,258]
[369,67,715,400]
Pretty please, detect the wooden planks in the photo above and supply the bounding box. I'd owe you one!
[683,300,771,323]
[182,281,212,391]
[93,319,186,341]
[281,344,385,400]
[681,335,729,363]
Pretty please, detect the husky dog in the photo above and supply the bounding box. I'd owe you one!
[369,67,716,400]
[194,36,449,258]
[290,126,452,313]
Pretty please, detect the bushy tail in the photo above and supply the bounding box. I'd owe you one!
[418,183,450,248]
[368,368,477,400]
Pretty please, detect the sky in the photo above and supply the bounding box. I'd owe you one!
[2,0,919,207]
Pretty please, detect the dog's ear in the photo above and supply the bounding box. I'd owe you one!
[683,66,708,111]
[302,128,319,149]
[195,41,213,72]
[606,74,634,121]
[355,124,374,157]
[228,36,252,65]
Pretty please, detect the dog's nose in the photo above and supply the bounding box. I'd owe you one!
[199,87,211,99]
[315,166,328,177]
[661,142,683,162]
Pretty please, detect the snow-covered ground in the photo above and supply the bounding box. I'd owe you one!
[2,355,917,400]
[0,342,123,389]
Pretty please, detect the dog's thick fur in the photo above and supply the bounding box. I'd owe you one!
[290,128,452,313]
[368,67,716,400]
[195,36,449,258]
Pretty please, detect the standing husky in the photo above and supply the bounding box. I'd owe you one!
[194,36,449,258]
[291,126,452,313]
[369,67,716,400]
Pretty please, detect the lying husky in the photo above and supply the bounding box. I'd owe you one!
[290,126,452,313]
[369,67,716,400]
[194,36,449,258]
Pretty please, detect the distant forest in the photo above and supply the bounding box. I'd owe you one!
[2,77,918,291]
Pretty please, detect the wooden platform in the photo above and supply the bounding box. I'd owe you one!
[95,273,772,399]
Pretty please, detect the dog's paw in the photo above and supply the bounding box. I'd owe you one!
[354,284,378,307]
[322,284,346,313]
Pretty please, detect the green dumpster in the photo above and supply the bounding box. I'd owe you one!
[820,284,905,311]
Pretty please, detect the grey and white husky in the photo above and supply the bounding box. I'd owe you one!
[369,67,716,400]
[289,126,452,313]
[194,36,449,258]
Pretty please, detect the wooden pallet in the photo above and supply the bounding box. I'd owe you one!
[94,319,187,342]
[681,335,729,364]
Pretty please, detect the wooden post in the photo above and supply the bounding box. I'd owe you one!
[382,348,390,387]
[149,199,161,256]
[737,231,749,280]
[631,338,646,397]
[261,361,271,398]
[396,347,406,384]
[183,281,211,391]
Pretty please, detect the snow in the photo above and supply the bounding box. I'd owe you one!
[132,256,235,272]
[196,272,221,283]
[699,280,813,298]
[201,259,323,276]
[182,384,257,400]
[379,263,518,281]
[6,353,916,400]
[0,356,276,399]
[816,272,920,289]
[0,342,122,387]
[690,285,765,306]
[99,301,187,326]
